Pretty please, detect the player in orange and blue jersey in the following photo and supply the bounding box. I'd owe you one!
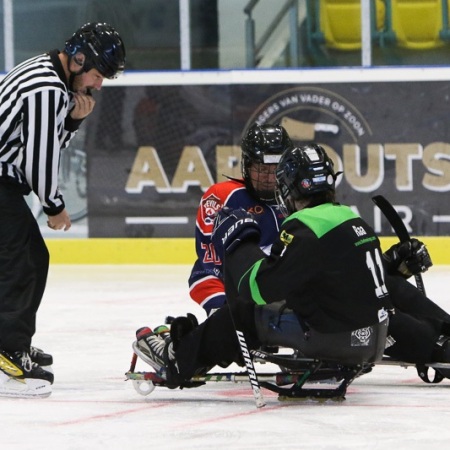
[188,123,292,315]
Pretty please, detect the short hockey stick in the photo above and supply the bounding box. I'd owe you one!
[224,281,266,407]
[127,370,304,385]
[372,195,426,295]
[234,329,266,408]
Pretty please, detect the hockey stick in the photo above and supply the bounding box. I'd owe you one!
[234,329,266,407]
[372,195,426,295]
[126,358,450,385]
[127,371,302,384]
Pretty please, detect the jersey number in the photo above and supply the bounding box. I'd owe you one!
[202,243,221,264]
[366,249,388,298]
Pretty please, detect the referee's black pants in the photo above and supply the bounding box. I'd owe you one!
[0,183,49,353]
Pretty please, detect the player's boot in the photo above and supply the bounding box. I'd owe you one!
[0,349,54,398]
[30,346,53,368]
[134,326,180,386]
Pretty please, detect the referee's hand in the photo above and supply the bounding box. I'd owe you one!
[47,209,71,231]
[70,92,95,120]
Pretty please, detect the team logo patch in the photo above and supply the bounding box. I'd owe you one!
[201,194,222,225]
[280,230,294,245]
[351,326,372,346]
[301,178,312,189]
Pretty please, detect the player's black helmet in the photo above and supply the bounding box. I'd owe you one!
[276,144,337,216]
[241,123,292,202]
[65,22,125,79]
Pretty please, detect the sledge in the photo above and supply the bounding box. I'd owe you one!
[125,345,374,403]
[126,343,450,405]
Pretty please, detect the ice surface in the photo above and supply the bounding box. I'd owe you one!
[2,265,450,449]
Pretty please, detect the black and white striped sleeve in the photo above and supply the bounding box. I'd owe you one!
[22,88,71,216]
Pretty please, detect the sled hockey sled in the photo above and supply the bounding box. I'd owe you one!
[126,344,373,403]
[126,343,450,404]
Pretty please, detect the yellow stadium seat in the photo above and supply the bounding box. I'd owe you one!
[319,0,386,50]
[390,0,446,49]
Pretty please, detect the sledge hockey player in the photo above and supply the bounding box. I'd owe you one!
[188,122,291,316]
[186,122,450,380]
[0,23,125,398]
[133,144,394,388]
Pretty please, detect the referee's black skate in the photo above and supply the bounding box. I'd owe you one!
[0,350,53,398]
[30,346,53,367]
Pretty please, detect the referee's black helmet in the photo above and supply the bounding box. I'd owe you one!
[65,22,125,79]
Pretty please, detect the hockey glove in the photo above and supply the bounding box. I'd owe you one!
[383,238,433,278]
[211,207,261,261]
[167,313,199,351]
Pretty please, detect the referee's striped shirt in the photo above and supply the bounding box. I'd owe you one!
[0,49,82,215]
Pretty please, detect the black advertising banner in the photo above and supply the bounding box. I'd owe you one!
[86,80,450,238]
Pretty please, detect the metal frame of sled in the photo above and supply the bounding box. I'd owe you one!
[126,347,373,403]
[126,346,450,406]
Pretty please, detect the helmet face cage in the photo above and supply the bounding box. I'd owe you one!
[276,144,337,215]
[275,186,292,217]
[241,123,293,202]
[246,162,279,203]
[65,22,126,79]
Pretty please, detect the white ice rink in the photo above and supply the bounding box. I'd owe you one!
[2,264,450,450]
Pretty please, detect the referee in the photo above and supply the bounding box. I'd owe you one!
[0,23,125,396]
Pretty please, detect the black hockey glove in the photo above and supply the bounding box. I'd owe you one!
[211,207,261,261]
[383,238,433,278]
[166,313,199,351]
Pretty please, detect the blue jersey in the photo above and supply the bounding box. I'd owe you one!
[188,178,284,314]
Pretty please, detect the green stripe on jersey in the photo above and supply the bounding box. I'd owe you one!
[238,259,267,305]
[284,203,359,238]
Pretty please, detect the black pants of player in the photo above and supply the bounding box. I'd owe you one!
[174,298,386,381]
[253,301,387,365]
[0,183,49,353]
[384,275,450,363]
[174,301,257,381]
[387,274,450,324]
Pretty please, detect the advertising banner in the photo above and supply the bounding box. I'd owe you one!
[84,79,450,238]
